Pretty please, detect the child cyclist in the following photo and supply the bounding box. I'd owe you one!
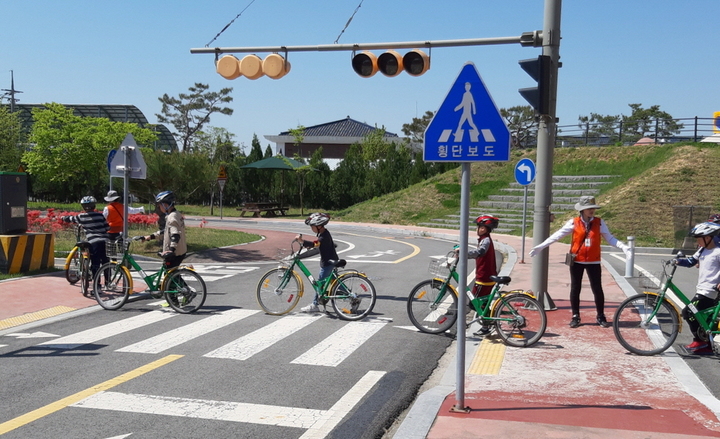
[674,221,720,355]
[142,191,187,270]
[457,215,500,335]
[61,196,110,276]
[295,212,339,313]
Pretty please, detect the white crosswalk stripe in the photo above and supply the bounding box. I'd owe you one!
[116,309,259,354]
[291,319,387,367]
[204,313,323,361]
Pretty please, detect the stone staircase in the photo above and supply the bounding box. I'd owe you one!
[419,175,619,234]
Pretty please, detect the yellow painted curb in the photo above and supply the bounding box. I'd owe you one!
[0,306,77,330]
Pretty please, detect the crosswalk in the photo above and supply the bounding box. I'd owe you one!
[30,307,391,368]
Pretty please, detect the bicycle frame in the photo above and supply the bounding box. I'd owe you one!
[109,239,181,294]
[277,243,347,301]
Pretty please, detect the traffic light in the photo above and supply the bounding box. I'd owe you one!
[351,50,430,78]
[518,55,551,114]
[216,53,291,80]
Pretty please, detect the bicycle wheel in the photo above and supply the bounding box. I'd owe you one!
[80,257,92,297]
[256,268,302,315]
[490,293,547,347]
[93,262,131,310]
[163,269,207,314]
[330,273,377,321]
[407,279,458,334]
[65,247,81,285]
[613,293,680,356]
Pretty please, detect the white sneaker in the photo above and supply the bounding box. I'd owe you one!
[300,303,320,313]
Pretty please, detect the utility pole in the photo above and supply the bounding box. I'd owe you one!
[1,71,23,112]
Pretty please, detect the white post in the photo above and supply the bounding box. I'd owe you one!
[624,236,635,278]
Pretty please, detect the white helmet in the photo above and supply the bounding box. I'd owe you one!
[689,222,720,238]
[305,212,330,227]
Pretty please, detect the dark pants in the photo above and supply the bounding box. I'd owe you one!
[89,241,109,275]
[569,263,604,317]
[163,253,186,270]
[682,294,718,341]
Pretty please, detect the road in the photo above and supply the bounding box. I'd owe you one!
[603,245,720,401]
[0,220,462,438]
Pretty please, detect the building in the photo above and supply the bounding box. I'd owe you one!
[264,116,401,159]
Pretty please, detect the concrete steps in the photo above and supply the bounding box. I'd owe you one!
[418,175,619,233]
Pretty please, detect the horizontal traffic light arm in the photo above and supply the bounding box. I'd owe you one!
[190,33,542,55]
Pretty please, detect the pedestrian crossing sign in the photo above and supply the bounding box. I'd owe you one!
[424,62,510,162]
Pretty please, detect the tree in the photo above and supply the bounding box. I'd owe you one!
[500,105,536,148]
[194,126,241,163]
[24,103,157,201]
[401,111,434,143]
[156,83,233,152]
[621,104,683,143]
[0,106,23,172]
[577,112,621,145]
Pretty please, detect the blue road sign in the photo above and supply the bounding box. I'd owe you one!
[424,63,511,162]
[515,158,536,186]
[107,149,117,173]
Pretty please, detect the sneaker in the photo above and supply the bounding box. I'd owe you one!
[300,303,320,313]
[569,315,581,328]
[596,315,610,328]
[692,346,714,355]
[685,340,709,351]
[473,326,491,336]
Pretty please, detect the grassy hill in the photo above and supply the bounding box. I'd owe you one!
[333,142,720,247]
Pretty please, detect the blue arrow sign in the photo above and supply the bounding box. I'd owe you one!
[107,149,117,173]
[424,63,510,162]
[515,158,536,186]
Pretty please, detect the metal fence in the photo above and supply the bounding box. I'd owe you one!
[555,117,716,147]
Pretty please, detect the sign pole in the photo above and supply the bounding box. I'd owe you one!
[521,185,528,263]
[452,163,471,413]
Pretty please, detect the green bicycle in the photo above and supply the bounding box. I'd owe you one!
[613,258,720,356]
[256,239,377,320]
[407,247,547,347]
[92,237,207,313]
[63,225,92,296]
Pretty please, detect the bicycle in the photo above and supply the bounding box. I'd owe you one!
[63,225,92,296]
[92,237,207,313]
[613,257,720,356]
[406,248,547,347]
[256,239,377,320]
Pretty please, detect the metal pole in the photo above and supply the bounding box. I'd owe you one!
[531,0,562,310]
[521,185,528,263]
[220,188,224,220]
[624,236,635,278]
[452,163,471,413]
[122,146,130,244]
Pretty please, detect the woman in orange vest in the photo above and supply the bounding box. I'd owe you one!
[102,190,145,242]
[529,196,631,328]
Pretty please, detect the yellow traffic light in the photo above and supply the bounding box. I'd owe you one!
[351,50,429,78]
[216,53,290,80]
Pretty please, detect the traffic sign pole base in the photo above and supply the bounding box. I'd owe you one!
[539,291,557,311]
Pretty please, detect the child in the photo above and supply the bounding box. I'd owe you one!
[295,212,338,313]
[674,221,720,355]
[142,191,186,270]
[459,215,499,335]
[61,196,109,276]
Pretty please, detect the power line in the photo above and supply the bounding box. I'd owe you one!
[205,0,258,47]
[334,0,364,44]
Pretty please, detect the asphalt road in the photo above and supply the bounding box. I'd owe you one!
[0,221,461,439]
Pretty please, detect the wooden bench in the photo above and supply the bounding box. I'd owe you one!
[239,202,289,218]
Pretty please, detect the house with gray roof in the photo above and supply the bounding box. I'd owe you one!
[264,116,401,159]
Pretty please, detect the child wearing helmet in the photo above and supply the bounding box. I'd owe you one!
[61,196,110,276]
[143,191,187,270]
[295,213,339,313]
[456,215,499,335]
[674,221,720,355]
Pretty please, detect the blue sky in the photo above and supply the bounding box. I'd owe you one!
[2,1,717,153]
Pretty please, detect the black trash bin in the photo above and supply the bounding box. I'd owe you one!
[0,172,27,235]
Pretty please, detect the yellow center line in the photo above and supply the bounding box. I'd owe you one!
[0,354,183,435]
[382,237,421,264]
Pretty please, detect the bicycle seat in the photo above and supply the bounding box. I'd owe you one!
[328,259,347,269]
[76,241,91,249]
[489,275,511,285]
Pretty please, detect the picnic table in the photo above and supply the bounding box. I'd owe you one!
[239,202,288,218]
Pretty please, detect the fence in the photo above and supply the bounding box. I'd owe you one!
[554,117,716,147]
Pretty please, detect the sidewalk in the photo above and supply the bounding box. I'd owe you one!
[3,220,720,438]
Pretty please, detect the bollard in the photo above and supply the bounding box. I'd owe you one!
[624,236,635,278]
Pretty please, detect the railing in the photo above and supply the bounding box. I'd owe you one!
[553,116,717,147]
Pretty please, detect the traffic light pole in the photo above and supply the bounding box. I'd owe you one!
[531,0,562,308]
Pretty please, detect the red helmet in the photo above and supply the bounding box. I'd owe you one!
[474,215,499,230]
[708,214,720,224]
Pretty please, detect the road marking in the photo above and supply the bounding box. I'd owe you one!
[70,370,385,438]
[0,306,76,330]
[38,310,176,350]
[5,331,59,339]
[0,355,182,435]
[204,313,323,361]
[117,309,259,354]
[291,320,386,367]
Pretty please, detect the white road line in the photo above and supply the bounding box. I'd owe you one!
[38,310,176,349]
[116,309,259,354]
[72,370,386,437]
[204,313,323,361]
[291,321,386,367]
[609,253,684,308]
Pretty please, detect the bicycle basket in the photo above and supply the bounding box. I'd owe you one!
[428,257,452,278]
[106,239,129,258]
[639,270,664,291]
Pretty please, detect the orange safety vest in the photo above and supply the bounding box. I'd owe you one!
[571,216,602,263]
[106,202,124,234]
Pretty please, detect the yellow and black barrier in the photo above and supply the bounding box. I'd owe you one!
[0,233,55,274]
